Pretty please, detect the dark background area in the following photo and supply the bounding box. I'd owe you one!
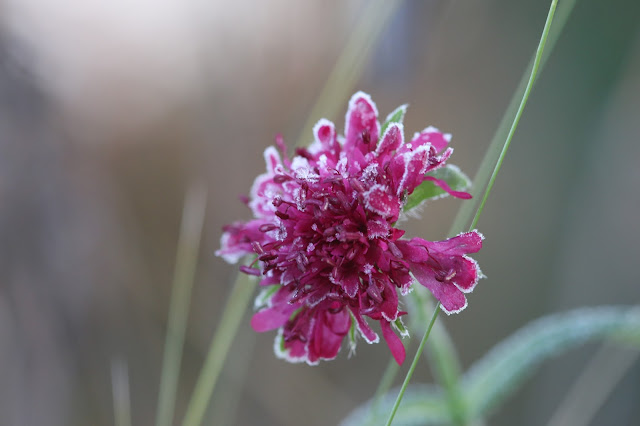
[1,0,639,425]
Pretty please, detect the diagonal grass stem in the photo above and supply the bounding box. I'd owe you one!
[182,272,257,426]
[155,184,207,426]
[385,1,559,424]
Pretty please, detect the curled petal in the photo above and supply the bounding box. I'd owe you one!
[350,307,379,344]
[310,118,339,156]
[380,320,405,365]
[423,175,471,199]
[396,232,483,314]
[410,261,468,314]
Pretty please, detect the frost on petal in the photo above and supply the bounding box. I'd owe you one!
[274,328,308,364]
[411,126,450,152]
[215,220,269,264]
[310,118,339,156]
[395,145,431,197]
[350,308,379,344]
[341,272,361,298]
[363,184,400,218]
[294,166,320,183]
[344,91,380,157]
[367,219,390,239]
[396,233,483,314]
[380,319,406,365]
[263,145,282,173]
[410,261,468,314]
[376,123,404,158]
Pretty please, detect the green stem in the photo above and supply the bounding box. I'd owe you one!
[385,303,441,426]
[155,184,207,426]
[384,1,560,424]
[182,273,257,426]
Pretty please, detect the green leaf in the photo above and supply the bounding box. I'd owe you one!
[380,104,408,137]
[404,165,471,211]
[341,306,640,426]
[463,306,640,418]
[340,384,449,426]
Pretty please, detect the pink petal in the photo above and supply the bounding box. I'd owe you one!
[344,91,380,156]
[453,256,481,293]
[363,184,400,218]
[376,123,403,158]
[309,306,351,361]
[396,146,430,196]
[215,219,270,263]
[350,308,379,343]
[410,262,468,314]
[312,118,338,152]
[263,145,281,174]
[380,320,405,365]
[422,231,484,256]
[378,278,400,321]
[251,307,291,332]
[411,126,451,152]
[342,272,361,298]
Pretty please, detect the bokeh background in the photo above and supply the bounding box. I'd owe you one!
[1,0,639,425]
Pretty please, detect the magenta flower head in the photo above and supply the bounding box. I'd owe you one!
[216,92,483,365]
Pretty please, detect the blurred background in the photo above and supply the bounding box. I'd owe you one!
[1,0,639,425]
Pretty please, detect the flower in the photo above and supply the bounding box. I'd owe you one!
[216,92,483,365]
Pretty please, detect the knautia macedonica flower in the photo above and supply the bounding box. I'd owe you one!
[216,92,483,365]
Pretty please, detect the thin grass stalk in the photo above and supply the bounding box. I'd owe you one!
[179,3,404,425]
[294,0,402,148]
[181,273,257,426]
[155,184,207,426]
[384,1,559,424]
[374,0,579,417]
[111,358,132,426]
[546,344,640,426]
[450,0,579,233]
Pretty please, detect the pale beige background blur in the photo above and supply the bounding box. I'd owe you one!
[0,0,639,425]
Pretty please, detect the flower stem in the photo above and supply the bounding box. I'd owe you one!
[182,272,257,426]
[384,1,560,424]
[155,184,207,426]
[385,303,441,426]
